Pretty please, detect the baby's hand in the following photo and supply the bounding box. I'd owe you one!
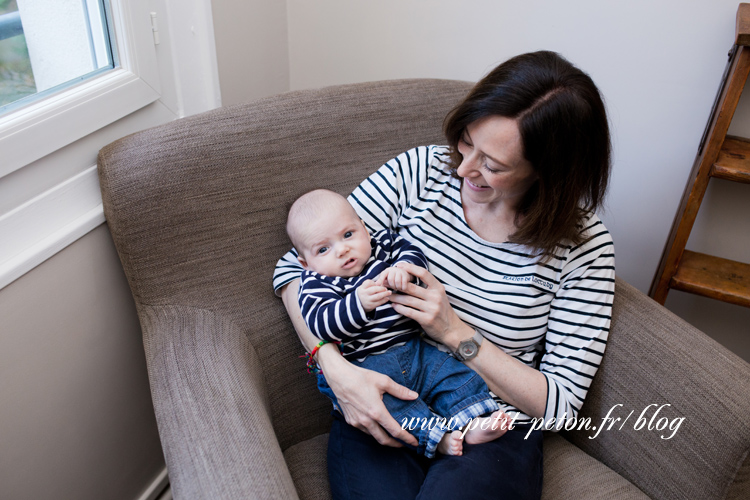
[376,266,413,292]
[357,279,391,312]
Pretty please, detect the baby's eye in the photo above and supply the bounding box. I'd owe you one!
[317,246,328,254]
[344,231,353,238]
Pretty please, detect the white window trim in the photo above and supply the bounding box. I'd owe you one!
[0,166,104,289]
[0,0,221,290]
[0,0,160,178]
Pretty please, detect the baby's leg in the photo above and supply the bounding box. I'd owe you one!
[463,411,512,445]
[437,430,464,456]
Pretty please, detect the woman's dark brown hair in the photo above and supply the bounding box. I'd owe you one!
[444,51,611,257]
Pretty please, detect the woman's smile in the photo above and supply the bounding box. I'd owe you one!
[465,178,489,190]
[456,116,538,210]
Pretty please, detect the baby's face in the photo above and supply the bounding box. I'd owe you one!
[297,210,372,278]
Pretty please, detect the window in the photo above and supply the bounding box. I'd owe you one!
[0,0,164,290]
[0,0,115,113]
[0,0,161,179]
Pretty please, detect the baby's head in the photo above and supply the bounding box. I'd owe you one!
[287,189,372,278]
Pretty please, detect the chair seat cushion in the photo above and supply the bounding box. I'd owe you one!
[542,433,650,499]
[284,433,332,500]
[283,432,649,500]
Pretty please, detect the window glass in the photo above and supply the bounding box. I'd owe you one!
[0,0,115,113]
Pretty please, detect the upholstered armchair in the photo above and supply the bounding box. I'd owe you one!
[97,79,750,499]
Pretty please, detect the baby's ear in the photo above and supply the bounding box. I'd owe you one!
[297,256,309,269]
[360,219,370,234]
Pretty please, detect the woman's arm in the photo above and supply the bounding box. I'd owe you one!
[389,263,548,418]
[280,279,419,446]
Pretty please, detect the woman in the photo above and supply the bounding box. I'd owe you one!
[274,51,614,499]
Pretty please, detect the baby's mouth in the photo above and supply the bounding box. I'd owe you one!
[343,258,356,268]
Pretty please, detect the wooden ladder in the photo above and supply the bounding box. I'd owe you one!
[650,3,750,307]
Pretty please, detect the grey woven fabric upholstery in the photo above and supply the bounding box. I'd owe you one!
[98,79,750,499]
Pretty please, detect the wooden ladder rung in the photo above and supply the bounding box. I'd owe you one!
[712,135,750,183]
[670,250,750,307]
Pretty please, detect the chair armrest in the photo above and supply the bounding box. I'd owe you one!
[139,305,299,499]
[564,278,750,500]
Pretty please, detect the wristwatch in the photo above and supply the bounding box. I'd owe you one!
[453,329,484,361]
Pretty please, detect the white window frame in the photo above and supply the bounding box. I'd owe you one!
[0,0,160,178]
[0,0,191,290]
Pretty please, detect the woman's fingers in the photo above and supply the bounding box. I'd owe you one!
[389,291,438,322]
[333,367,419,447]
[361,423,404,447]
[388,291,425,309]
[395,262,442,288]
[361,377,419,446]
[379,379,420,446]
[390,302,434,328]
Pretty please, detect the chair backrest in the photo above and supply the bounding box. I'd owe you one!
[97,79,473,449]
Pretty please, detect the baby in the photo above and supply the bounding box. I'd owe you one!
[286,189,511,457]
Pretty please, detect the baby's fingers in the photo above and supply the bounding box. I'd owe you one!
[360,279,377,290]
[397,272,410,290]
[370,289,391,302]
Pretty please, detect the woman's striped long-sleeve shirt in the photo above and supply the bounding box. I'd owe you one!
[274,145,616,427]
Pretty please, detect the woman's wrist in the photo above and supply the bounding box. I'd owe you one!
[315,341,347,373]
[442,321,476,352]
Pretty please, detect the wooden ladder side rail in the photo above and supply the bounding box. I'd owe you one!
[649,5,750,304]
[737,3,750,46]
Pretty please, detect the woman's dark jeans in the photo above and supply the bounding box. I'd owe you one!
[327,412,544,500]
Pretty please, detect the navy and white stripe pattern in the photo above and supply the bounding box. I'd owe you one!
[298,229,429,362]
[275,146,616,426]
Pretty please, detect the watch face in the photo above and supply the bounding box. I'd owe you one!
[459,341,477,358]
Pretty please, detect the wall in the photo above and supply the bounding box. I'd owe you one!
[0,225,164,499]
[286,0,750,360]
[0,0,289,498]
[211,0,289,106]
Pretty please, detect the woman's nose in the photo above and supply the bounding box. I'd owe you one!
[456,152,478,177]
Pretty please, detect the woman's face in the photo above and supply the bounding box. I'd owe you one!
[456,116,538,210]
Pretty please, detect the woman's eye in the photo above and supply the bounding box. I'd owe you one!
[317,247,328,254]
[344,231,353,238]
[483,163,499,174]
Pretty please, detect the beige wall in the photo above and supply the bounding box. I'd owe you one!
[211,0,290,106]
[0,2,291,498]
[285,0,750,361]
[0,225,163,499]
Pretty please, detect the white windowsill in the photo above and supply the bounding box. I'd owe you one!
[0,68,159,178]
[0,0,221,291]
[0,166,105,289]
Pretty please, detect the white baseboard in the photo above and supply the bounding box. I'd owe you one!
[137,468,169,500]
[157,486,172,500]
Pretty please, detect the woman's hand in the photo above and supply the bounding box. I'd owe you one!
[318,348,419,447]
[388,262,473,349]
[389,264,549,418]
[280,279,419,447]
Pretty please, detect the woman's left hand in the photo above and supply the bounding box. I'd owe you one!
[389,262,471,348]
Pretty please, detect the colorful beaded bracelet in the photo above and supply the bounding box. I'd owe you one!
[300,340,341,375]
